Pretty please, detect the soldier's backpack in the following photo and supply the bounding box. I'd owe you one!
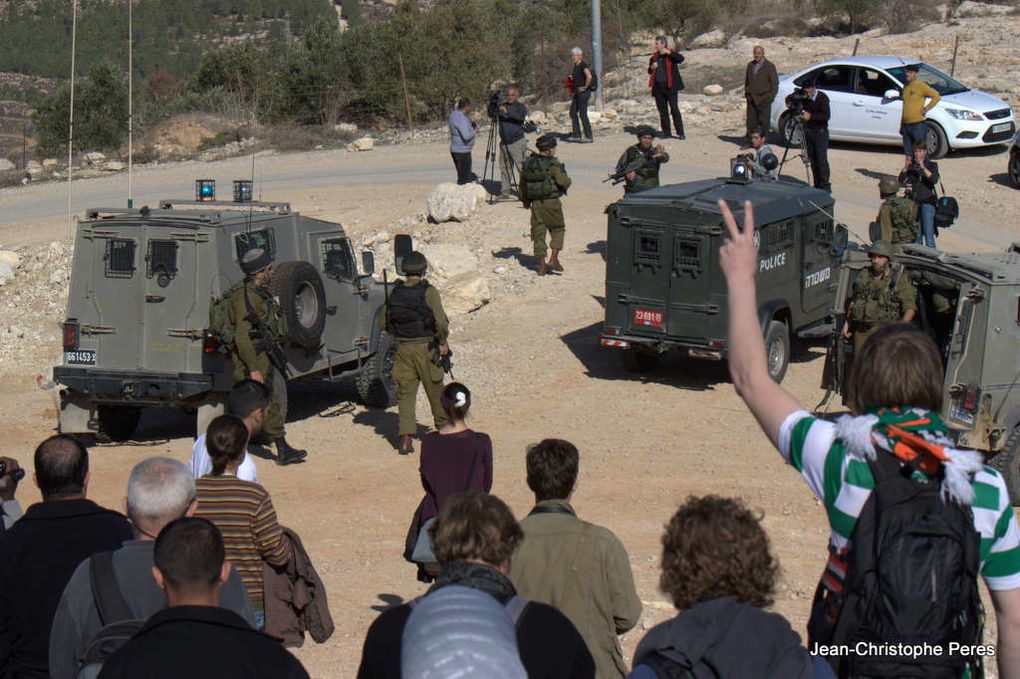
[522,156,561,201]
[207,280,244,352]
[76,552,146,679]
[813,451,984,679]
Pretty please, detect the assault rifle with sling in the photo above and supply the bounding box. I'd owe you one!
[243,283,291,379]
[605,156,655,186]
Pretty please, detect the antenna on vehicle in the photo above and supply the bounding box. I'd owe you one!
[66,0,79,237]
[127,0,134,209]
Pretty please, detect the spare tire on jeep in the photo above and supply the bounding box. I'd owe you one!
[268,261,327,349]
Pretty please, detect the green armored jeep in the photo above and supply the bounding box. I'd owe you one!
[601,176,846,382]
[54,182,395,440]
[823,242,1020,501]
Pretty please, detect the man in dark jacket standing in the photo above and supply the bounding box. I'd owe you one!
[744,46,778,139]
[648,36,685,140]
[0,435,133,678]
[795,79,831,192]
[97,518,308,679]
[358,492,595,679]
[497,85,529,199]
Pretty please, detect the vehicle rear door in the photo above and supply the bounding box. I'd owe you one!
[665,224,718,341]
[621,215,673,339]
[141,225,204,374]
[847,67,902,141]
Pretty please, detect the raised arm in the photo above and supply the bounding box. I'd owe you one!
[718,200,803,446]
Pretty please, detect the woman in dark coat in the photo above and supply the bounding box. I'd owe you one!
[405,382,493,580]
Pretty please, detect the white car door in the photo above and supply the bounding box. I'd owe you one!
[809,65,855,138]
[846,67,902,141]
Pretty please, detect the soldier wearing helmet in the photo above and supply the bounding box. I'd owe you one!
[519,133,572,275]
[871,175,919,245]
[614,125,669,194]
[842,240,917,353]
[227,248,307,465]
[381,250,450,455]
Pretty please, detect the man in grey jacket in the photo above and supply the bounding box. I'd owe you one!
[48,457,255,679]
[497,85,529,199]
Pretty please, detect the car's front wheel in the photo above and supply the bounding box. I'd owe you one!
[926,121,949,159]
[1008,148,1020,189]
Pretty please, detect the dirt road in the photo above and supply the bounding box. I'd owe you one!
[1,120,1017,677]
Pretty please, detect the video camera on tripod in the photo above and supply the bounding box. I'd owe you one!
[785,88,810,117]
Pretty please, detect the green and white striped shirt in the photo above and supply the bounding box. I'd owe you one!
[779,410,1020,591]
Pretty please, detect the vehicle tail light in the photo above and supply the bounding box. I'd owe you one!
[63,320,79,351]
[708,339,727,350]
[203,332,219,355]
[604,326,621,336]
[963,387,979,412]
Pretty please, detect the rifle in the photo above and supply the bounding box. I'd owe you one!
[604,156,655,186]
[439,348,455,380]
[243,282,291,379]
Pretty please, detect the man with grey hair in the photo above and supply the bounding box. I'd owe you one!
[744,45,778,139]
[568,46,594,142]
[48,457,255,679]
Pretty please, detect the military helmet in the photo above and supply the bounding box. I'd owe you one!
[869,240,896,258]
[536,133,558,151]
[402,250,428,274]
[761,152,779,172]
[635,125,656,139]
[240,248,272,275]
[879,175,900,196]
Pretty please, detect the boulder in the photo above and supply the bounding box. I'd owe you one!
[528,110,548,125]
[601,109,618,121]
[703,84,725,96]
[0,262,14,284]
[42,158,60,170]
[103,161,125,172]
[420,243,480,280]
[0,159,14,172]
[956,0,1013,16]
[690,29,726,49]
[0,250,21,270]
[334,122,359,135]
[347,136,375,152]
[26,161,43,175]
[441,273,491,315]
[587,111,603,125]
[426,182,489,223]
[83,151,106,164]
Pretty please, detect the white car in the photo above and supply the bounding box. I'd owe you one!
[770,56,1016,159]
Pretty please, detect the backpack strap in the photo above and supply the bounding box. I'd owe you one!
[89,552,132,626]
[503,595,531,629]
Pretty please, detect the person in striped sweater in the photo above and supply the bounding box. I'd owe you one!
[195,415,289,629]
[718,199,1020,679]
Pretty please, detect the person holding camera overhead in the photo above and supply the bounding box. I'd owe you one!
[497,85,529,199]
[790,78,830,192]
[898,139,940,249]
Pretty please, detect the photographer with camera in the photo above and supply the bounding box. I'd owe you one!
[787,80,830,192]
[496,85,529,199]
[747,129,778,180]
[0,456,24,533]
[898,139,940,249]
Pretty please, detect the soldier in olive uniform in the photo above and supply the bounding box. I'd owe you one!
[872,175,919,245]
[227,249,307,465]
[381,251,450,456]
[519,133,572,276]
[842,241,918,354]
[615,125,669,194]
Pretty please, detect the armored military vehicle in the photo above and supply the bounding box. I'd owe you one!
[601,175,846,382]
[823,242,1020,502]
[54,181,394,441]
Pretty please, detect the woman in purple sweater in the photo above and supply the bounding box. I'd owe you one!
[408,382,493,580]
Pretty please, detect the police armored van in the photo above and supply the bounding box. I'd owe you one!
[601,176,846,382]
[823,242,1020,501]
[55,181,394,440]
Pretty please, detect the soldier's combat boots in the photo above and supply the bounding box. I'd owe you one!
[537,257,548,276]
[275,438,308,466]
[399,434,415,456]
[549,249,563,272]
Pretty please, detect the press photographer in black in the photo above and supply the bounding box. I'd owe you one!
[898,139,940,249]
[496,85,529,198]
[790,79,830,192]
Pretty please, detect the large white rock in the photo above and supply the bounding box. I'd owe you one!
[103,161,125,171]
[426,182,489,223]
[528,110,548,125]
[347,136,374,152]
[420,243,480,281]
[26,161,43,175]
[0,250,20,274]
[601,109,618,121]
[42,158,60,170]
[690,29,726,49]
[83,151,106,164]
[956,0,1013,16]
[0,262,14,283]
[441,273,491,315]
[334,122,359,135]
[587,111,603,125]
[703,84,725,96]
[0,159,15,172]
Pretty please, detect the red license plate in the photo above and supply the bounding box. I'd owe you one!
[633,308,663,328]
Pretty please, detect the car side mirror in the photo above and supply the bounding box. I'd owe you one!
[884,89,900,100]
[361,251,375,276]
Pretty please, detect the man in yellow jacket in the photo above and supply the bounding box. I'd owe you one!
[899,64,940,169]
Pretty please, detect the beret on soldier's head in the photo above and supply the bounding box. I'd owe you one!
[635,125,656,138]
[536,133,558,151]
[240,248,272,275]
[879,175,900,196]
[402,250,428,274]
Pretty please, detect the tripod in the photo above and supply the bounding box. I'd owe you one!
[777,112,811,184]
[482,110,520,203]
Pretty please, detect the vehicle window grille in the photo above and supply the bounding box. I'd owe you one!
[813,220,834,243]
[673,239,701,275]
[321,238,355,280]
[235,229,276,262]
[635,232,662,267]
[146,240,178,281]
[105,239,136,278]
[768,221,794,247]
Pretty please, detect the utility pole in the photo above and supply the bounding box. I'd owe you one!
[591,0,603,111]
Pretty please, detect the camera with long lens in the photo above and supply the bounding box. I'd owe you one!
[487,90,503,119]
[786,88,810,116]
[0,459,25,483]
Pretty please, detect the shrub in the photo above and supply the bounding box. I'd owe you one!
[33,63,128,156]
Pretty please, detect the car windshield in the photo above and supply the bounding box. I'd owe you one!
[887,63,969,95]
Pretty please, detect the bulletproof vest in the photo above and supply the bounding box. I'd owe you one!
[388,281,436,339]
[887,196,919,245]
[626,146,660,189]
[522,156,561,201]
[851,266,904,325]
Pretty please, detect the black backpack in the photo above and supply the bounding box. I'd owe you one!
[589,71,599,92]
[934,180,959,230]
[823,452,984,679]
[76,552,146,679]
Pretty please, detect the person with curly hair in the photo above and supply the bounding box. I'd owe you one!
[627,495,827,679]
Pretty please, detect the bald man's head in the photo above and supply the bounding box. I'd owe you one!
[34,434,89,499]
